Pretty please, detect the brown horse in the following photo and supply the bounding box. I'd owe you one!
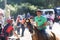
[26,19,56,40]
[32,26,56,40]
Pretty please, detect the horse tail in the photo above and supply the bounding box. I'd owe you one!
[51,32,56,40]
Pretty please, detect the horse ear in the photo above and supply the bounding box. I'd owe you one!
[44,22,47,26]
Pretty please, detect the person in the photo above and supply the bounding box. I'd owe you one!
[34,9,48,40]
[0,22,2,34]
[46,13,50,21]
[21,18,26,37]
[49,13,55,30]
[2,18,19,40]
[16,15,21,35]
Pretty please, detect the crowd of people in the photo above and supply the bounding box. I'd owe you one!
[0,9,55,40]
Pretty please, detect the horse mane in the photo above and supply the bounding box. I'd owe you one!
[51,32,56,40]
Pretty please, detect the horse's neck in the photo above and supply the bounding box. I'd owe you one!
[32,26,36,35]
[33,27,40,35]
[33,27,46,40]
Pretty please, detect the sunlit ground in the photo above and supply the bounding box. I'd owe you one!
[20,28,32,40]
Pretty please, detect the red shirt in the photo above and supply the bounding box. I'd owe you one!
[6,25,13,34]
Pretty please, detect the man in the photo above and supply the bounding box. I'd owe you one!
[34,9,48,40]
[2,18,19,40]
[16,15,22,35]
[21,18,26,37]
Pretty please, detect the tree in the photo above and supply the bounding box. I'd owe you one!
[0,0,5,9]
[0,0,60,19]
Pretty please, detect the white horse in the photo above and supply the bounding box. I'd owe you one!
[51,22,60,40]
[46,22,60,40]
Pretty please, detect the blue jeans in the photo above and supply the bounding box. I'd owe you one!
[21,24,25,36]
[39,29,48,40]
[17,26,20,35]
[40,29,47,36]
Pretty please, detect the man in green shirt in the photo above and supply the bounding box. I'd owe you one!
[34,9,47,30]
[34,9,48,40]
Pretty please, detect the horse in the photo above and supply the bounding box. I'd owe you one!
[26,18,56,40]
[51,22,60,40]
[32,26,56,40]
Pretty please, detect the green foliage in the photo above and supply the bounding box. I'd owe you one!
[0,0,3,2]
[0,0,5,9]
[7,3,38,19]
[0,0,60,19]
